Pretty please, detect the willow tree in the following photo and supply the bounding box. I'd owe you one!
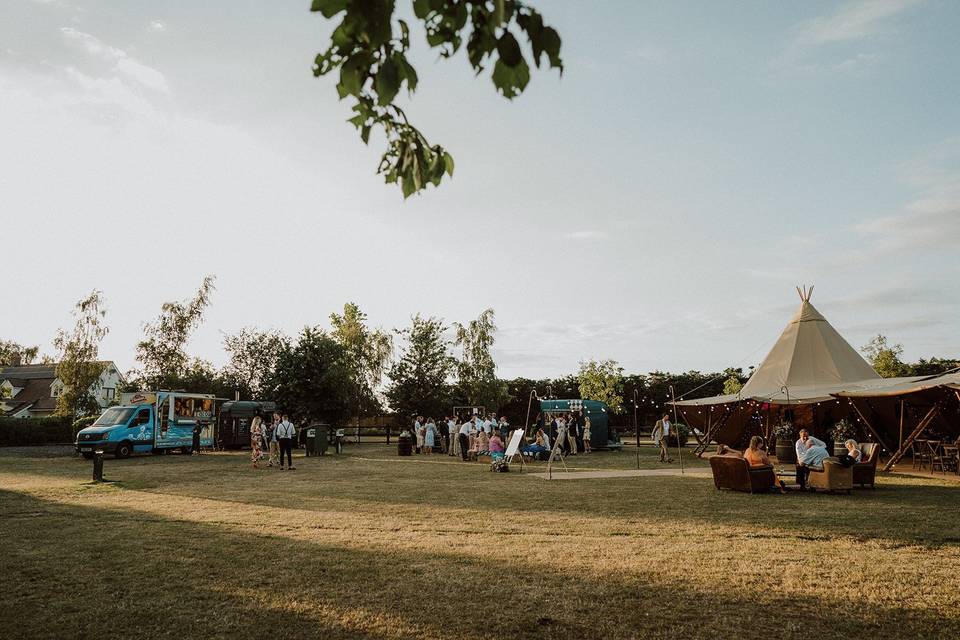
[453,308,508,411]
[133,276,216,390]
[330,302,393,424]
[53,290,109,417]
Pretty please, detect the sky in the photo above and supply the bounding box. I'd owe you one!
[2,0,958,379]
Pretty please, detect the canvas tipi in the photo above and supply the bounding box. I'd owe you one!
[738,286,880,402]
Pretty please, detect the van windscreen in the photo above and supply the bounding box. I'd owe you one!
[93,407,136,427]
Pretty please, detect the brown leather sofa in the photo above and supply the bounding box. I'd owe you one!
[807,458,853,493]
[853,442,879,489]
[709,455,777,493]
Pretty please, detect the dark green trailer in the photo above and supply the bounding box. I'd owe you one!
[535,399,621,450]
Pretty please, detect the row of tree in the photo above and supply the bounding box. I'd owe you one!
[3,279,956,426]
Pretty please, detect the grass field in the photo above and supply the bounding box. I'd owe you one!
[2,444,958,639]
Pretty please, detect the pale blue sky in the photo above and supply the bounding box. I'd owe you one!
[2,0,958,378]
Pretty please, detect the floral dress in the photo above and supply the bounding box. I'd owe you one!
[250,420,263,462]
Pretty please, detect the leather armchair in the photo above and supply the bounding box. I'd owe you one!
[853,442,879,488]
[807,458,853,493]
[709,455,777,493]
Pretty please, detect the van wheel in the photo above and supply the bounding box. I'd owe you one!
[180,446,192,455]
[115,441,132,459]
[81,452,94,460]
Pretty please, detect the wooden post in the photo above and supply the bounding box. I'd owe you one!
[882,403,941,472]
[386,426,391,445]
[898,399,904,451]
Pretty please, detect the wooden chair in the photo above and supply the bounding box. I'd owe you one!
[939,444,958,475]
[912,439,931,470]
[928,440,946,474]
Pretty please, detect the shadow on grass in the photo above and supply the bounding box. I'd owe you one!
[2,489,957,640]
[4,450,960,549]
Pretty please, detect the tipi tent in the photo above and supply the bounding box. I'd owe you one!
[673,286,903,449]
[737,286,881,403]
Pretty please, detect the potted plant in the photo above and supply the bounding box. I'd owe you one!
[774,422,796,463]
[830,419,856,456]
[668,423,690,448]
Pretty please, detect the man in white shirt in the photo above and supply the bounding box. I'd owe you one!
[795,429,827,490]
[276,414,297,470]
[482,416,492,434]
[458,419,472,461]
[652,414,673,463]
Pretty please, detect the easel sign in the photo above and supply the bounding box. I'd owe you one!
[504,429,526,472]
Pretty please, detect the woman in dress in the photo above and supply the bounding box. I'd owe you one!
[583,416,592,453]
[250,416,263,469]
[743,436,786,493]
[414,416,425,454]
[424,418,436,455]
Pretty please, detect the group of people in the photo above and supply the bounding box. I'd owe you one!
[521,412,593,460]
[716,428,863,492]
[406,413,514,461]
[248,413,298,470]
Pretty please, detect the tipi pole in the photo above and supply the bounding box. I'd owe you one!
[669,385,684,474]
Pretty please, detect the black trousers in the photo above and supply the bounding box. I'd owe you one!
[458,434,470,461]
[279,438,293,466]
[796,464,810,488]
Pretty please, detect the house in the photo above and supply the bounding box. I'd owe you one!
[0,362,124,418]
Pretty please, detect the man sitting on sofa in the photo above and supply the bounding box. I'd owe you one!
[795,429,830,490]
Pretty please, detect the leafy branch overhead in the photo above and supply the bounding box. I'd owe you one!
[311,0,563,198]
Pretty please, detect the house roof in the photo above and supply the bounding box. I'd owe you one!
[0,364,57,380]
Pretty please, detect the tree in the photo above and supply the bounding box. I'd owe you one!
[265,327,353,425]
[132,276,216,390]
[453,308,508,411]
[311,0,563,197]
[577,359,624,414]
[53,291,109,417]
[386,314,455,419]
[722,375,743,395]
[330,303,393,422]
[0,341,39,367]
[222,328,290,399]
[861,334,907,378]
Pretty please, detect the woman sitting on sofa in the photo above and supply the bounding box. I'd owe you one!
[743,436,787,494]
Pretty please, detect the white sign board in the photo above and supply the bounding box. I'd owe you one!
[505,429,525,458]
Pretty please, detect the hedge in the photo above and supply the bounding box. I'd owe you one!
[0,416,77,446]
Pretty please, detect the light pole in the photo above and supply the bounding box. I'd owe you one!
[668,384,684,474]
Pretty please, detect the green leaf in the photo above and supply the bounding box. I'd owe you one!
[375,58,400,106]
[397,54,418,93]
[443,152,454,176]
[496,32,523,68]
[339,61,363,97]
[413,0,431,20]
[491,58,530,99]
[361,125,371,144]
[401,172,416,198]
[310,0,347,18]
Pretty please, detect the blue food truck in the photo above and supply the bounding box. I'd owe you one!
[75,391,216,459]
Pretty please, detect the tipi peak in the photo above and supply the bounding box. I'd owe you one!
[796,284,814,302]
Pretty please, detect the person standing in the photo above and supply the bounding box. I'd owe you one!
[795,429,827,490]
[583,416,592,453]
[447,416,458,456]
[266,413,280,468]
[249,416,264,470]
[566,414,578,456]
[498,416,510,443]
[424,418,437,455]
[276,413,297,470]
[191,422,202,455]
[652,414,673,463]
[458,418,472,462]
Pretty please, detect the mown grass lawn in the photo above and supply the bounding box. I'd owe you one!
[1,444,958,639]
